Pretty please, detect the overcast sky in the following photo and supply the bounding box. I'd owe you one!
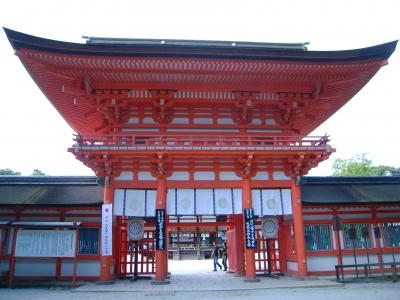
[0,0,399,176]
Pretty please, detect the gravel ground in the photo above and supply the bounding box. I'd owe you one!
[1,260,399,300]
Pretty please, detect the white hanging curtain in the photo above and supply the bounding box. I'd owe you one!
[167,188,176,215]
[251,189,262,216]
[261,189,282,216]
[176,189,195,215]
[113,188,291,217]
[195,188,214,215]
[214,188,233,215]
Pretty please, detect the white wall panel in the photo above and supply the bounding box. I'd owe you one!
[194,171,215,180]
[169,171,190,180]
[61,261,100,277]
[115,171,133,181]
[138,172,156,181]
[15,261,56,276]
[220,171,241,180]
[287,261,298,271]
[307,256,337,272]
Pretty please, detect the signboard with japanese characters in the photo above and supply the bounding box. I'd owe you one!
[155,209,166,250]
[15,230,76,257]
[244,208,257,249]
[101,203,113,256]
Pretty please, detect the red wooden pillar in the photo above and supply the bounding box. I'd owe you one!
[100,177,115,281]
[233,214,245,275]
[278,217,287,273]
[291,178,307,276]
[153,177,169,283]
[242,178,258,281]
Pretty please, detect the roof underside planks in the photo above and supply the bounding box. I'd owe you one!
[4,28,398,136]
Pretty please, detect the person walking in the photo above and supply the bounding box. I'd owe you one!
[211,241,222,271]
[222,241,228,271]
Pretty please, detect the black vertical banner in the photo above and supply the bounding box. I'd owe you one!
[155,209,166,250]
[244,208,257,249]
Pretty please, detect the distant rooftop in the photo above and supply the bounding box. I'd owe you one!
[302,176,400,205]
[83,36,309,51]
[0,176,98,185]
[0,176,102,206]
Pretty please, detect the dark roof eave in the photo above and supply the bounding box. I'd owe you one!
[0,203,102,208]
[302,201,400,206]
[4,28,398,62]
[301,176,400,185]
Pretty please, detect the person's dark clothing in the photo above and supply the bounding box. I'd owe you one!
[212,244,222,271]
[222,243,228,271]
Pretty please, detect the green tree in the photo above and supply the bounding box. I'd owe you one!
[31,169,45,176]
[332,153,400,176]
[0,168,21,175]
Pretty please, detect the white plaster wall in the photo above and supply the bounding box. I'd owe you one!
[217,118,234,124]
[138,172,156,180]
[64,217,101,223]
[169,172,190,180]
[219,171,241,180]
[19,217,60,222]
[272,171,290,180]
[307,256,338,272]
[127,117,139,124]
[15,260,56,276]
[383,253,400,262]
[67,210,100,215]
[339,214,372,220]
[143,117,155,124]
[172,118,189,124]
[194,171,215,180]
[122,128,159,132]
[342,254,379,265]
[377,213,400,218]
[251,119,262,125]
[193,118,213,124]
[287,261,298,271]
[252,171,269,180]
[115,171,134,181]
[266,119,276,125]
[304,214,334,221]
[61,261,100,277]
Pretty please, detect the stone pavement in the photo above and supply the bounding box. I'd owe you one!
[75,260,341,293]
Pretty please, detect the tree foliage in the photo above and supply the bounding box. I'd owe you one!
[31,169,45,176]
[0,168,21,175]
[332,153,400,176]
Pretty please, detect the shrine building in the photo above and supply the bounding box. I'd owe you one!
[1,28,399,284]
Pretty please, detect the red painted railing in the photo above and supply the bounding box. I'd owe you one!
[73,134,330,148]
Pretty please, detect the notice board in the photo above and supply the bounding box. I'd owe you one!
[15,229,76,257]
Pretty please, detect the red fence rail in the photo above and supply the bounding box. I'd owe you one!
[73,134,330,149]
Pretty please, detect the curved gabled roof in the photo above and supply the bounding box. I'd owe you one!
[4,28,397,62]
[3,28,398,136]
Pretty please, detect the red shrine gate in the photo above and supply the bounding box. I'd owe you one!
[4,28,396,283]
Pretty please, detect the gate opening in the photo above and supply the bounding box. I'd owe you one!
[118,215,282,278]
